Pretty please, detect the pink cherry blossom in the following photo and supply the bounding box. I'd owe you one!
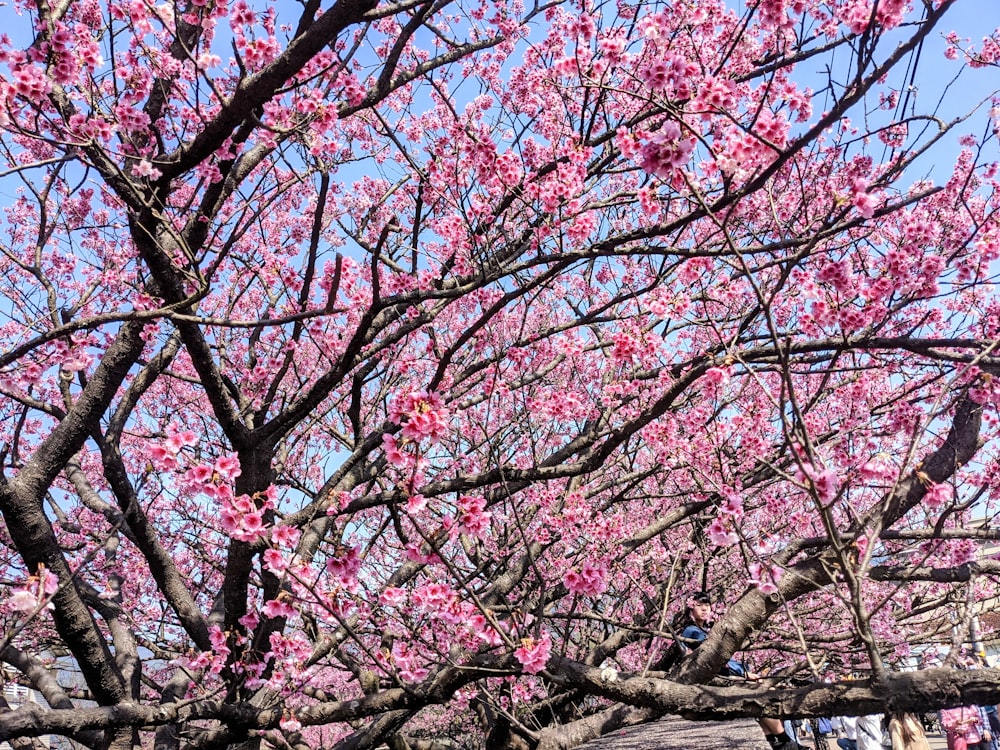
[263,548,288,574]
[214,455,242,480]
[382,433,408,467]
[406,493,428,513]
[707,517,739,546]
[563,560,608,597]
[271,524,300,548]
[390,391,451,442]
[456,494,492,538]
[0,0,996,743]
[924,482,953,510]
[380,587,407,606]
[262,598,296,619]
[702,367,731,388]
[149,444,178,471]
[391,640,430,683]
[855,535,870,560]
[636,122,696,179]
[164,429,198,453]
[279,714,303,733]
[800,464,839,503]
[748,561,783,595]
[514,633,552,675]
[8,589,39,614]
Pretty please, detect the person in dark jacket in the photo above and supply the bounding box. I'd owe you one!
[677,593,804,750]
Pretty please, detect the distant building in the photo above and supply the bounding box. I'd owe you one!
[1,683,50,749]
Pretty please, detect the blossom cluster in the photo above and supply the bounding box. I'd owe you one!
[563,560,608,597]
[747,560,783,595]
[7,566,58,614]
[636,123,696,179]
[389,390,450,442]
[639,54,697,98]
[455,494,492,538]
[220,490,274,543]
[707,492,744,546]
[150,427,200,472]
[514,633,552,674]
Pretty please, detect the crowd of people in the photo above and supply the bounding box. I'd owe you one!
[808,713,930,750]
[672,593,1000,750]
[828,714,887,750]
[806,704,1000,750]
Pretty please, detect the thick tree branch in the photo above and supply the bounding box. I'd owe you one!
[548,660,1000,719]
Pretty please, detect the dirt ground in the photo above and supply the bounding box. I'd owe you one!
[574,716,951,750]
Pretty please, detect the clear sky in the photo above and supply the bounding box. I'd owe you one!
[864,2,1000,179]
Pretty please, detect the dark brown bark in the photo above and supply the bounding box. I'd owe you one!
[0,322,147,707]
[547,660,1000,720]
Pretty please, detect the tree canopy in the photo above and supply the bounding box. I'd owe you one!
[1,0,1000,747]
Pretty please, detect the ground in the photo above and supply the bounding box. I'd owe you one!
[575,717,951,750]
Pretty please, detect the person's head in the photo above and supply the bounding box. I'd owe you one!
[686,593,713,626]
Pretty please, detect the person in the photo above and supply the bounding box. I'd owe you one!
[983,705,1000,750]
[963,656,999,750]
[941,705,989,750]
[817,717,835,742]
[677,594,749,677]
[856,714,885,750]
[976,705,996,750]
[783,719,797,744]
[889,712,932,750]
[675,593,804,750]
[833,715,859,750]
[986,704,1000,737]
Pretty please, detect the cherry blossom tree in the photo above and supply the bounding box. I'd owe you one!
[1,0,1000,747]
